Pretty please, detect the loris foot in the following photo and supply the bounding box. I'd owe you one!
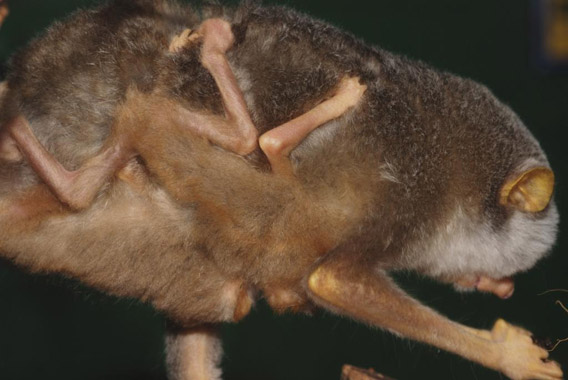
[199,18,234,58]
[168,28,201,53]
[490,319,563,380]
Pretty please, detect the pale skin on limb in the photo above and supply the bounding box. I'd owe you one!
[307,258,563,380]
[2,18,367,210]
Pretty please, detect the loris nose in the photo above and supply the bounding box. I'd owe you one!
[476,276,515,299]
[500,167,554,213]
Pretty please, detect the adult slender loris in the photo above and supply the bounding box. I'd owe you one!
[0,1,562,379]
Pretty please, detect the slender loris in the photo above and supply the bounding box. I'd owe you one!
[0,1,561,379]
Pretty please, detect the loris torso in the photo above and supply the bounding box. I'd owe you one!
[0,0,552,324]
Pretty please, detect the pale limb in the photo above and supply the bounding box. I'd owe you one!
[259,76,367,176]
[307,252,563,380]
[6,116,131,210]
[165,325,223,380]
[191,18,258,155]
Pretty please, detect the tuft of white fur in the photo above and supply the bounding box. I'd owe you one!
[404,203,559,281]
[378,160,401,184]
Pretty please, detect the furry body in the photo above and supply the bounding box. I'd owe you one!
[0,1,561,379]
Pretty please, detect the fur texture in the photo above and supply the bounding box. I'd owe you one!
[0,1,560,379]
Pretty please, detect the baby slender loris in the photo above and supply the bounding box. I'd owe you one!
[3,18,364,211]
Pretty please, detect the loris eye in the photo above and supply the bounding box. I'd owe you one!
[499,167,554,212]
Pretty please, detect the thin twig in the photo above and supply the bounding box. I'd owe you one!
[538,289,568,296]
[556,300,568,314]
[544,300,568,351]
[549,337,568,352]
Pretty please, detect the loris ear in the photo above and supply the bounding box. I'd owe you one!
[500,167,554,212]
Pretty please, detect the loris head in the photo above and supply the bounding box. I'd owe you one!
[408,82,558,299]
[444,163,557,299]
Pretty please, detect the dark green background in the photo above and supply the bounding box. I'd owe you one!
[1,1,567,379]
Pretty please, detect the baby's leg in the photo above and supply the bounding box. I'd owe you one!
[260,77,367,176]
[170,20,258,156]
[173,20,367,175]
[5,115,132,210]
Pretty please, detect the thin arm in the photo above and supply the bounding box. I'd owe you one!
[7,116,130,210]
[197,19,258,155]
[307,254,563,380]
[259,76,367,176]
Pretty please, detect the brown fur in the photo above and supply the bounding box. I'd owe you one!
[0,1,562,379]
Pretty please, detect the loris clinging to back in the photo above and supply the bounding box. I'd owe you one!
[0,1,562,380]
[0,0,199,193]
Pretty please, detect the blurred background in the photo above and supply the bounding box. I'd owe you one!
[0,0,567,379]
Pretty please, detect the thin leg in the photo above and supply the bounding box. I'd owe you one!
[171,19,365,166]
[306,252,563,380]
[171,19,258,156]
[259,76,367,176]
[6,116,130,210]
[165,325,223,380]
